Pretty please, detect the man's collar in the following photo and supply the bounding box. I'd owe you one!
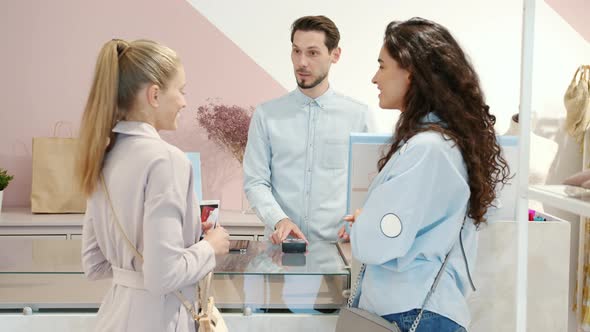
[292,85,335,108]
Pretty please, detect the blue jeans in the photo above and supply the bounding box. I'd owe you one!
[382,309,467,332]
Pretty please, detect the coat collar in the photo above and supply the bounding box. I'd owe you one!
[112,121,161,139]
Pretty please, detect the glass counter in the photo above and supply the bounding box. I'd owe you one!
[0,238,350,312]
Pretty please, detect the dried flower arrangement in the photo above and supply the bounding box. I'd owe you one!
[196,102,253,164]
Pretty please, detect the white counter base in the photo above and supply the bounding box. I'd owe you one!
[0,313,339,332]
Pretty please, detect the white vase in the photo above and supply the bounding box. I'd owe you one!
[0,190,3,215]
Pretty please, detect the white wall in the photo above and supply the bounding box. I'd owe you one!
[189,0,589,185]
[187,0,523,133]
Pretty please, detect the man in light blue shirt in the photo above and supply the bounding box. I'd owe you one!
[243,15,369,244]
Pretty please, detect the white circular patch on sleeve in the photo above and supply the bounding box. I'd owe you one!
[380,214,402,238]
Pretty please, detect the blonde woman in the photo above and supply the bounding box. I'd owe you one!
[77,39,229,332]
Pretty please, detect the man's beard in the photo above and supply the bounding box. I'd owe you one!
[296,72,327,90]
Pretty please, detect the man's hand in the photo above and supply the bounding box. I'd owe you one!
[271,218,308,245]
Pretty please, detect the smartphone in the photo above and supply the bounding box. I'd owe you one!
[199,200,220,227]
[281,238,307,253]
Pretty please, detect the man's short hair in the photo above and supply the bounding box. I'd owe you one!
[291,15,340,52]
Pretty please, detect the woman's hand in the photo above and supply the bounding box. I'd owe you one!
[201,220,215,233]
[337,209,362,242]
[203,226,230,255]
[343,208,362,224]
[337,225,350,242]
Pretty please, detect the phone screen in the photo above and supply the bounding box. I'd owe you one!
[199,200,220,226]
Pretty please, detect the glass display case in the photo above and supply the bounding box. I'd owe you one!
[0,238,350,313]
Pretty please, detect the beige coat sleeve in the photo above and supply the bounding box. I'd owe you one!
[81,201,113,280]
[142,155,216,295]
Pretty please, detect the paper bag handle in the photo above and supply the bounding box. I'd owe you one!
[52,121,74,138]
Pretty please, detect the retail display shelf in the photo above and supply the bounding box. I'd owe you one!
[528,185,590,217]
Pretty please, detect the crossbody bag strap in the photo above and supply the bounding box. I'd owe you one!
[347,214,475,332]
[100,174,205,320]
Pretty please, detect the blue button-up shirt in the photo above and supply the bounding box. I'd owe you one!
[243,87,368,241]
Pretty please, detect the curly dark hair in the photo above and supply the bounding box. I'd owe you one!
[377,18,510,226]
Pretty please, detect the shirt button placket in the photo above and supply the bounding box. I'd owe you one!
[307,104,317,223]
[306,103,316,224]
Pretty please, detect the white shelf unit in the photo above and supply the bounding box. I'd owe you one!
[529,184,590,332]
[515,0,536,331]
[529,185,590,217]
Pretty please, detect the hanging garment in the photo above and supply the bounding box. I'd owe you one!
[577,131,590,331]
[564,65,590,144]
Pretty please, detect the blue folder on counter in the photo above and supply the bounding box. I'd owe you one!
[185,152,203,202]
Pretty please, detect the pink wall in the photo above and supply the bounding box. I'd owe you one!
[0,0,287,210]
[545,0,590,42]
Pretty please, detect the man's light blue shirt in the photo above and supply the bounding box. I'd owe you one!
[243,87,368,241]
[351,114,477,328]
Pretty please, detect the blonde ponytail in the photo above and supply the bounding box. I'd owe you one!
[76,39,180,196]
[77,40,122,196]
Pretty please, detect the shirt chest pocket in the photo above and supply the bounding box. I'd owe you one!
[321,139,348,169]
